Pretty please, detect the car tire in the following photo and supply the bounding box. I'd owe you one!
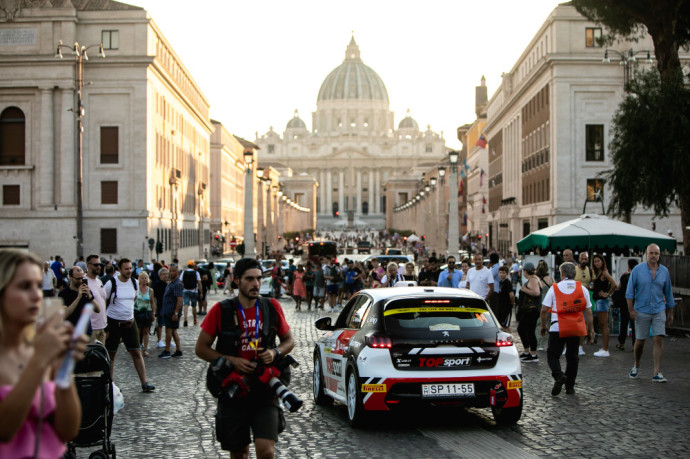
[313,351,332,406]
[491,397,522,426]
[345,364,366,427]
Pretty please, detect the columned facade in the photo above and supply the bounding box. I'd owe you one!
[255,37,446,229]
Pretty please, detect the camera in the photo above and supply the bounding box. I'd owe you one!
[82,278,89,286]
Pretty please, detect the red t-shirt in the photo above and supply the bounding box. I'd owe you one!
[200,298,290,361]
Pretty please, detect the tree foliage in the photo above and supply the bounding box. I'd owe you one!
[603,70,690,252]
[573,0,690,252]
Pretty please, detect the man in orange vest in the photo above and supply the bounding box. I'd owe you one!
[540,262,595,396]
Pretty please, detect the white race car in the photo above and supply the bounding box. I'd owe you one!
[312,287,522,426]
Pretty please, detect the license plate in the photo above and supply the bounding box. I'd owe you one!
[422,383,475,397]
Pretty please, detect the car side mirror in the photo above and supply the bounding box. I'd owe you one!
[315,316,335,331]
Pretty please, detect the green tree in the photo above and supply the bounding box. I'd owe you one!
[573,0,690,252]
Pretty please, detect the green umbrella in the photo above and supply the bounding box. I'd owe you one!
[516,214,676,254]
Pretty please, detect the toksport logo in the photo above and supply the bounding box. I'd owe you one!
[418,357,471,367]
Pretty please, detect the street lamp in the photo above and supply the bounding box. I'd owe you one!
[430,177,437,187]
[438,166,446,185]
[243,150,255,258]
[603,48,653,87]
[56,40,105,258]
[447,151,460,256]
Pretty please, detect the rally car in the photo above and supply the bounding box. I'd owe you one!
[312,287,522,426]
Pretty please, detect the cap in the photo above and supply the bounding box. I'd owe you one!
[523,262,535,272]
[187,260,195,267]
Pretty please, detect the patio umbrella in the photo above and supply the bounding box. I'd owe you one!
[516,214,677,254]
[406,234,420,242]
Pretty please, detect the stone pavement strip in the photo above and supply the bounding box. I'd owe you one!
[73,292,690,458]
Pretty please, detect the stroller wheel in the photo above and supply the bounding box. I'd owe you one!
[88,451,108,459]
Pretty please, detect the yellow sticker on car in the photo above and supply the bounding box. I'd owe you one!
[384,307,488,316]
[361,384,387,393]
[507,380,522,389]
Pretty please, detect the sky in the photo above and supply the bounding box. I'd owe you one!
[128,0,564,149]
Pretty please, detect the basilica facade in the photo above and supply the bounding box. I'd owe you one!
[255,37,447,229]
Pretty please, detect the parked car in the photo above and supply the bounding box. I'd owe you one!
[383,248,402,255]
[260,259,289,273]
[312,287,522,427]
[357,241,372,254]
[362,255,413,266]
[259,270,288,297]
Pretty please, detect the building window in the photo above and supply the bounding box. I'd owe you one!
[587,179,604,202]
[102,30,119,50]
[267,144,275,153]
[100,126,119,164]
[101,181,118,204]
[585,125,604,161]
[523,221,531,237]
[585,28,602,48]
[101,228,117,254]
[425,143,432,152]
[3,185,19,205]
[0,107,25,166]
[538,218,549,230]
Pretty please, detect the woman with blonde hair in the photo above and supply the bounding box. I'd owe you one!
[0,249,88,458]
[134,271,156,356]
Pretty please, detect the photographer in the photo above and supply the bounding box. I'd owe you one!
[58,265,99,334]
[196,258,294,459]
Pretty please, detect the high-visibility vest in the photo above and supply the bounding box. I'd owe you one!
[550,282,587,337]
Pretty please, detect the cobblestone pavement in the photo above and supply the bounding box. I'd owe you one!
[74,291,690,458]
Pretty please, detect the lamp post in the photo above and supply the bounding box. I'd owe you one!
[447,151,460,256]
[603,48,653,88]
[243,150,255,258]
[56,40,105,258]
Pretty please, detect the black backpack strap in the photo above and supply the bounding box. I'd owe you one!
[106,277,117,307]
[216,298,240,355]
[258,297,278,347]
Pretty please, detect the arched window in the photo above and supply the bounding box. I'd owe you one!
[0,107,26,166]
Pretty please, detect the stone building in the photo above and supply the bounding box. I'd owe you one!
[0,1,216,262]
[482,4,684,253]
[255,37,447,229]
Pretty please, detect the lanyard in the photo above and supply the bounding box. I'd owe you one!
[237,300,260,346]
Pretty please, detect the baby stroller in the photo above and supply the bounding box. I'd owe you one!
[66,343,116,458]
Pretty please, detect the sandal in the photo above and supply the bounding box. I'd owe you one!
[615,344,624,351]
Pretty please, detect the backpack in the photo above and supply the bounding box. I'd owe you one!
[518,279,541,310]
[345,269,357,285]
[331,266,343,282]
[206,297,289,398]
[106,276,138,307]
[182,270,198,289]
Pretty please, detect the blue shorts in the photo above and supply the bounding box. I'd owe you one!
[326,284,338,295]
[635,310,666,340]
[183,290,198,307]
[594,299,610,313]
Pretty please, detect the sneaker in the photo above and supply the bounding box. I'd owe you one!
[142,382,155,392]
[521,354,539,363]
[551,374,567,396]
[519,352,530,359]
[652,373,667,383]
[562,348,566,356]
[157,340,166,348]
[537,347,545,351]
[629,366,639,379]
[172,350,183,358]
[170,341,176,348]
[578,346,586,356]
[183,321,188,327]
[158,351,171,359]
[593,349,610,357]
[565,387,575,395]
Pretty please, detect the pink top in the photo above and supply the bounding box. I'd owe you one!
[0,381,66,459]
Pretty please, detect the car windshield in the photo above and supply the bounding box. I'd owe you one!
[383,297,497,339]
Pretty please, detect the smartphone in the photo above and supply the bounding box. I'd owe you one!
[42,297,63,320]
[82,278,89,286]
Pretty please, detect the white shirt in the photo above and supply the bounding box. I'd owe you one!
[379,273,405,287]
[542,280,592,333]
[103,276,137,320]
[41,269,56,290]
[87,276,107,330]
[466,267,494,298]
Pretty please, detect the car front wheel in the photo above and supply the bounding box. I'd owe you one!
[313,352,332,406]
[346,365,366,427]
